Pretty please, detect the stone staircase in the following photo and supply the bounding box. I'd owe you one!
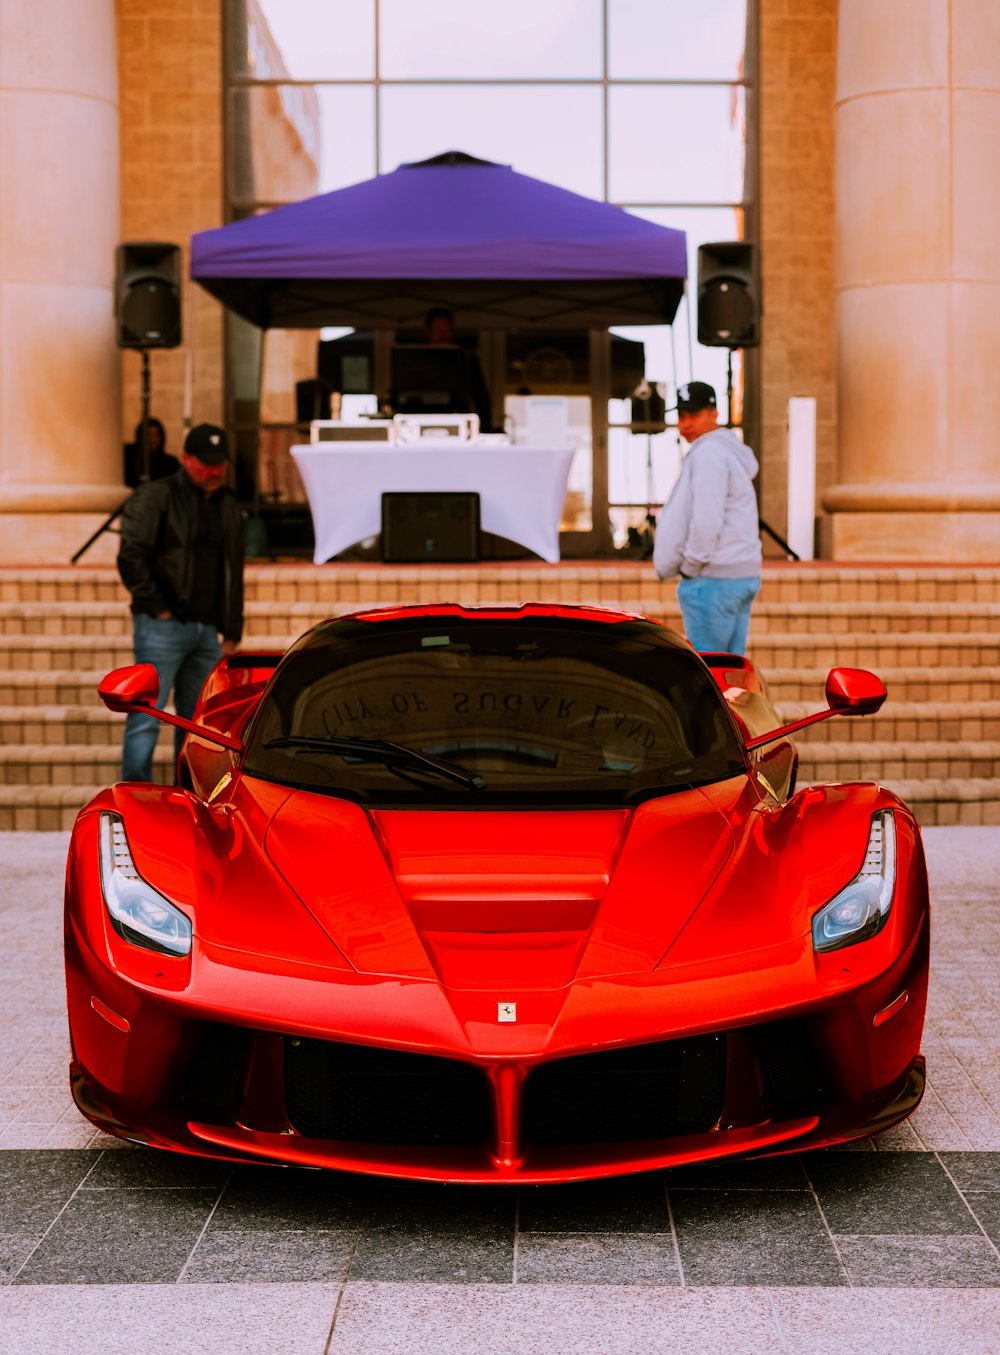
[0,562,998,829]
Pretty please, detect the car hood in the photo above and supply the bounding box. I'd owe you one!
[264,785,739,988]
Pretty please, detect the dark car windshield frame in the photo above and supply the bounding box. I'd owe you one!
[241,616,748,808]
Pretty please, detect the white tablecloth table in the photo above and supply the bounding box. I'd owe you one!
[290,442,576,564]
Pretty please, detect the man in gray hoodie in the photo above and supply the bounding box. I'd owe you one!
[652,381,762,655]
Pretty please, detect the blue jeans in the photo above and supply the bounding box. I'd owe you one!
[677,575,760,656]
[120,615,222,782]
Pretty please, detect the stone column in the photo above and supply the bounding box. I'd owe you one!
[0,0,123,564]
[825,0,1000,559]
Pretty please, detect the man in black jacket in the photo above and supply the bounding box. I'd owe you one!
[117,423,244,782]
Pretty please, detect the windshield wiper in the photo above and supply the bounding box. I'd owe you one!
[261,735,487,791]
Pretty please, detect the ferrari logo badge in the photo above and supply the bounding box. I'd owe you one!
[498,1002,517,1023]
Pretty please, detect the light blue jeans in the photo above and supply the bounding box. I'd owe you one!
[120,615,222,782]
[677,575,760,656]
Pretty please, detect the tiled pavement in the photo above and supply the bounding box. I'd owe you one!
[2,828,1000,1352]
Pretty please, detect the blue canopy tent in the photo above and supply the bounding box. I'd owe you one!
[189,152,687,330]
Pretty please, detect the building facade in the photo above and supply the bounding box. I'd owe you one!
[0,0,997,563]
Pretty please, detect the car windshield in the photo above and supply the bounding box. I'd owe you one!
[242,616,746,807]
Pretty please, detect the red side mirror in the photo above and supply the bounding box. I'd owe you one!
[96,662,244,754]
[98,663,160,713]
[825,667,887,715]
[745,666,888,751]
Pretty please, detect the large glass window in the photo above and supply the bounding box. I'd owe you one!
[379,0,603,80]
[224,0,757,554]
[608,0,748,80]
[380,86,605,200]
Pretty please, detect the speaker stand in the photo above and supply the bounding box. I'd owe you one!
[723,348,800,563]
[71,347,152,563]
[138,348,152,483]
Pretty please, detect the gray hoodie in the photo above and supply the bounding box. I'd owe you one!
[652,427,762,580]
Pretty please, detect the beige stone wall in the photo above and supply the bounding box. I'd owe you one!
[0,0,125,563]
[758,0,838,554]
[117,0,321,493]
[117,0,227,457]
[825,0,1000,560]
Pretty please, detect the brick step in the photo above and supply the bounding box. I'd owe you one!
[746,602,1000,635]
[873,779,1000,827]
[0,671,112,706]
[776,701,1000,743]
[763,666,1000,703]
[746,633,1000,668]
[1,661,996,710]
[5,597,999,638]
[207,563,1000,605]
[797,740,1000,782]
[0,743,172,787]
[0,601,354,637]
[0,784,107,831]
[3,629,998,673]
[0,706,125,744]
[234,564,1000,606]
[4,564,1000,607]
[0,635,295,672]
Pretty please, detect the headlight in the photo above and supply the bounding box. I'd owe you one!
[812,809,896,953]
[98,812,193,957]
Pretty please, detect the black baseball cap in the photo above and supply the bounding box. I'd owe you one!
[670,381,717,414]
[183,424,230,465]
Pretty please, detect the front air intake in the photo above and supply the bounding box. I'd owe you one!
[284,1037,491,1145]
[522,1034,726,1144]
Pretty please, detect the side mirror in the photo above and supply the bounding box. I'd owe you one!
[96,664,244,754]
[745,667,887,750]
[99,663,160,712]
[825,666,887,715]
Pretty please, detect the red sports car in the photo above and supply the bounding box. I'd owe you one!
[65,603,929,1182]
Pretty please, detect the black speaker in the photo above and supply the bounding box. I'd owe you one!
[697,242,760,348]
[381,492,480,563]
[295,378,332,423]
[115,242,182,349]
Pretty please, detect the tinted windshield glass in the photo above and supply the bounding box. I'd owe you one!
[243,617,745,806]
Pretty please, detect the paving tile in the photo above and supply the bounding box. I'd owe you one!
[519,1173,670,1233]
[515,1233,681,1285]
[13,1187,220,1285]
[804,1151,980,1235]
[0,1234,41,1284]
[216,1169,514,1233]
[665,1156,811,1190]
[350,1229,515,1283]
[208,1165,370,1231]
[872,1118,925,1150]
[10,1085,71,1123]
[959,1192,1000,1249]
[181,1228,356,1283]
[939,1152,1000,1193]
[39,1124,101,1149]
[773,1288,1000,1355]
[0,1125,56,1148]
[330,1283,785,1354]
[0,1149,96,1232]
[0,1282,343,1355]
[835,1234,1000,1287]
[670,1189,845,1286]
[82,1147,231,1191]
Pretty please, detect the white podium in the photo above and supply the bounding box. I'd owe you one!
[290,442,576,564]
